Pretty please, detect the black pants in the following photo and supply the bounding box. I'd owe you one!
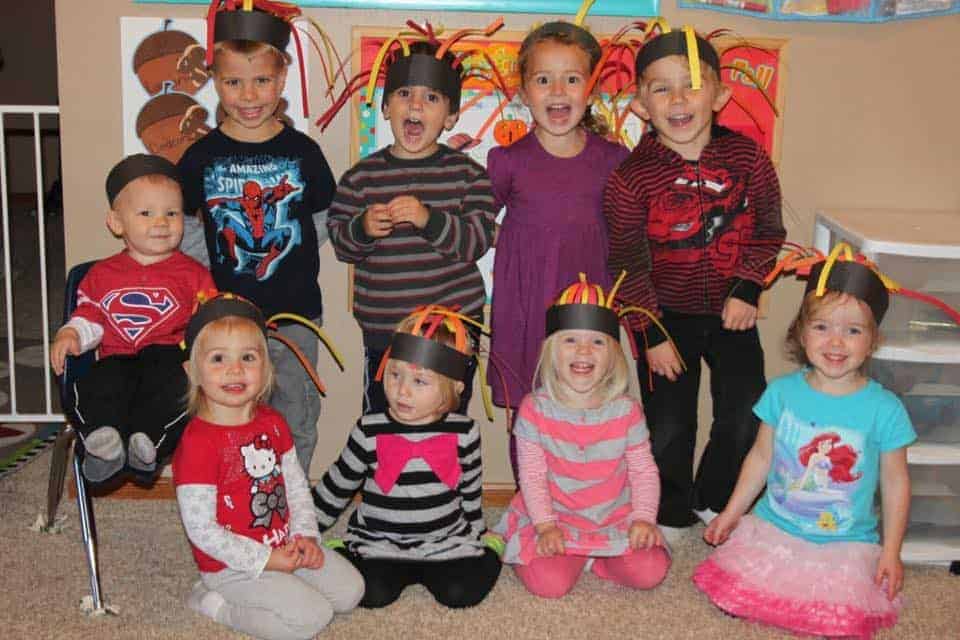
[634,310,765,527]
[65,344,189,461]
[362,338,477,416]
[337,547,501,609]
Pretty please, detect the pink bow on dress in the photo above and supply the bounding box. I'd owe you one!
[374,433,461,493]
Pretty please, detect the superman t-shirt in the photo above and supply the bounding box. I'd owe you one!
[72,250,214,357]
[178,126,335,319]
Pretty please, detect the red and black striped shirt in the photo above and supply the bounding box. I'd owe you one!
[603,126,785,343]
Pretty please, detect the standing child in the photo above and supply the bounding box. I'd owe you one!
[51,154,214,482]
[326,29,500,415]
[603,24,785,535]
[178,1,336,475]
[173,294,364,640]
[487,18,630,479]
[694,250,917,638]
[494,275,670,598]
[312,306,502,609]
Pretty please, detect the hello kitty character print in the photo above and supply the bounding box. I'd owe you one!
[241,434,287,529]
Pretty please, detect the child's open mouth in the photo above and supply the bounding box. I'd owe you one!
[570,362,595,375]
[404,118,425,138]
[667,114,694,127]
[547,104,571,122]
[221,383,247,394]
[237,107,264,120]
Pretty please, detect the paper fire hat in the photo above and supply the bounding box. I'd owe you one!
[183,291,346,394]
[547,275,621,340]
[105,154,181,206]
[183,292,268,353]
[205,0,344,119]
[376,305,483,383]
[765,242,960,326]
[315,17,506,131]
[634,24,721,88]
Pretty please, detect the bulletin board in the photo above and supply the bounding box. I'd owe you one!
[343,26,787,304]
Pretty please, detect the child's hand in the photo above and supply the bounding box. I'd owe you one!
[51,327,82,375]
[875,549,904,600]
[265,542,302,574]
[535,522,565,557]
[646,342,683,382]
[362,204,394,238]
[721,298,758,331]
[387,195,430,229]
[628,520,664,550]
[703,510,740,546]
[292,535,325,570]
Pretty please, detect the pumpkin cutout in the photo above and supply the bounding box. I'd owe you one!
[493,118,527,147]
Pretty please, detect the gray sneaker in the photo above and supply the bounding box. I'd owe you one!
[81,427,124,482]
[127,432,157,473]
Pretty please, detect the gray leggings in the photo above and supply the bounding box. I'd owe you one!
[200,549,364,640]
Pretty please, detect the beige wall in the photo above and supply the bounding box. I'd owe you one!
[55,1,960,482]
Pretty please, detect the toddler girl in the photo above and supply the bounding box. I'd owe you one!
[173,294,364,640]
[312,306,502,608]
[487,14,629,477]
[494,275,671,598]
[694,250,918,638]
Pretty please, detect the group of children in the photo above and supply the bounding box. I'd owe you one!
[51,2,925,638]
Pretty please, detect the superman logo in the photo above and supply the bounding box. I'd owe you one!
[100,288,179,344]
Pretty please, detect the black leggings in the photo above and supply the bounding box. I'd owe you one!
[337,547,501,609]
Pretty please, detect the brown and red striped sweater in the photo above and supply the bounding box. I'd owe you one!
[603,126,785,344]
[328,145,497,342]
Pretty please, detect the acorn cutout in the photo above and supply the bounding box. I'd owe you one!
[136,90,211,163]
[133,22,208,96]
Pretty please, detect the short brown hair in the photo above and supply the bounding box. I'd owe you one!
[785,290,880,369]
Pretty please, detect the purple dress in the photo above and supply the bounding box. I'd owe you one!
[487,131,630,406]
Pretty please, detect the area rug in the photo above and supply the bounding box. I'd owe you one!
[0,421,61,480]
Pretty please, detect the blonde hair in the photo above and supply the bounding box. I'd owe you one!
[391,315,473,414]
[210,40,290,73]
[184,316,275,416]
[533,330,629,407]
[785,290,880,371]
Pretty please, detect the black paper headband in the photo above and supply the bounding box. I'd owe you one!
[105,154,181,206]
[183,294,268,354]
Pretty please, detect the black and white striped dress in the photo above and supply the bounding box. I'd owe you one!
[313,412,487,561]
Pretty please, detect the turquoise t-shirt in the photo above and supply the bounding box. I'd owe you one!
[753,369,916,544]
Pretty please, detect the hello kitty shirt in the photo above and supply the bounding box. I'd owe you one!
[173,405,319,575]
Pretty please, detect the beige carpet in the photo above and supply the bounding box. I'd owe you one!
[4,450,959,640]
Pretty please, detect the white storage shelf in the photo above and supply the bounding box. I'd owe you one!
[815,208,960,567]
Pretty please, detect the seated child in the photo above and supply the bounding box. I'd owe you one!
[494,275,671,598]
[312,306,501,609]
[173,294,364,640]
[694,249,919,638]
[50,153,214,482]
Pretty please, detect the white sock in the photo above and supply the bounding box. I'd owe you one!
[694,508,719,525]
[187,582,229,625]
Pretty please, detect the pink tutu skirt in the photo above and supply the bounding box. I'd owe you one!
[692,515,901,639]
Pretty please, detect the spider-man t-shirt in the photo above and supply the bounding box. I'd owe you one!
[178,126,335,319]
